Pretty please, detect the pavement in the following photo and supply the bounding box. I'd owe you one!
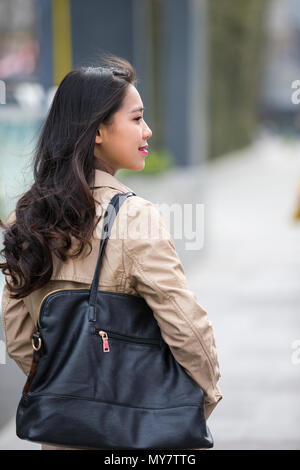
[1,132,300,449]
[186,134,300,449]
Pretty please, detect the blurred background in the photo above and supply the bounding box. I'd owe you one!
[0,0,300,450]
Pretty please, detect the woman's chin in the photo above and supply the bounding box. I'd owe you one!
[132,161,146,171]
[121,159,146,172]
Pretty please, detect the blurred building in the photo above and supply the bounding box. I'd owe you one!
[0,0,209,168]
[260,0,300,134]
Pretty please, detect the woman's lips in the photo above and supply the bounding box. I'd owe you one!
[139,148,148,155]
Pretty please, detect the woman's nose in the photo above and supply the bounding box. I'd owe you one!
[144,123,152,139]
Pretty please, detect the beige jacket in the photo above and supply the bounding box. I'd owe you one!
[1,169,223,449]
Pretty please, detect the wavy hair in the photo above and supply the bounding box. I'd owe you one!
[0,54,137,299]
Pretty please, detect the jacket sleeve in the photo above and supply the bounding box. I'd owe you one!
[1,283,35,376]
[121,197,223,420]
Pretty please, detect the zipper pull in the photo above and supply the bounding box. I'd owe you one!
[99,330,110,353]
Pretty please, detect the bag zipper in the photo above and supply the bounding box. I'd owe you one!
[36,288,143,329]
[94,328,161,353]
[37,288,67,328]
[37,288,91,328]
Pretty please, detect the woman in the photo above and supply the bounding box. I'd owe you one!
[0,54,222,450]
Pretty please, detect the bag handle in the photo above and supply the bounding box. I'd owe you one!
[88,191,136,321]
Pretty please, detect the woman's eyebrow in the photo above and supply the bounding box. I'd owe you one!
[130,106,145,113]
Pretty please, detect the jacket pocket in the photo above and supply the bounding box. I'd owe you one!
[93,327,161,353]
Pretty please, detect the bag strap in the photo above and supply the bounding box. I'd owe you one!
[88,191,136,321]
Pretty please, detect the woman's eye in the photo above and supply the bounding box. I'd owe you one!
[134,116,142,121]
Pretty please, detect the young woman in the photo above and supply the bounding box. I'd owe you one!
[0,55,222,450]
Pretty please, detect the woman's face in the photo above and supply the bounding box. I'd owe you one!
[94,84,152,175]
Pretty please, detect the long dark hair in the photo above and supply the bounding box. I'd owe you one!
[0,54,137,299]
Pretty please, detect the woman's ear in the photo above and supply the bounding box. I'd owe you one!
[95,128,102,145]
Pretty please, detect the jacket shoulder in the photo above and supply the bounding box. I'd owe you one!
[119,194,171,242]
[121,194,164,226]
[122,194,161,217]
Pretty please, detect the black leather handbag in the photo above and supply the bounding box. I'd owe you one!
[16,191,213,449]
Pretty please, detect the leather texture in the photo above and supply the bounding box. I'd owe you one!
[15,192,214,450]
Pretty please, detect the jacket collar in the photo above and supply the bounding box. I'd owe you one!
[89,169,134,194]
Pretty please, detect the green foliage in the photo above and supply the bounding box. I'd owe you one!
[209,0,270,158]
[118,148,174,177]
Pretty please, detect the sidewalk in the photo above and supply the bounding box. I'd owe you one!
[185,134,300,449]
[0,418,40,450]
